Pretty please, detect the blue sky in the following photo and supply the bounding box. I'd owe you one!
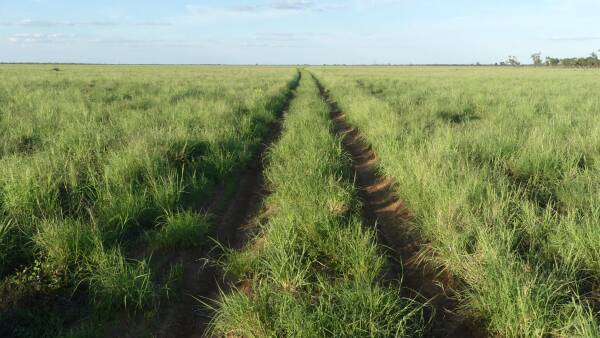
[1,0,599,64]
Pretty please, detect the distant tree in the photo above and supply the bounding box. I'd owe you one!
[562,52,599,68]
[589,52,600,67]
[507,56,520,66]
[563,57,577,67]
[531,52,543,66]
[545,57,560,66]
[540,50,600,68]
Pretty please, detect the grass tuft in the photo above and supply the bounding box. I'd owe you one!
[148,211,212,250]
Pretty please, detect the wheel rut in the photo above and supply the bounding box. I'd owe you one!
[113,73,300,338]
[156,158,268,338]
[158,73,300,338]
[313,75,486,338]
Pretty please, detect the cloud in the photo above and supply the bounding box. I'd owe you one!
[6,32,209,48]
[353,0,407,9]
[550,36,600,41]
[230,1,314,12]
[7,33,69,43]
[91,37,170,45]
[182,0,400,25]
[182,0,405,24]
[227,1,349,13]
[242,31,390,48]
[246,32,335,47]
[270,1,314,10]
[91,37,210,47]
[254,32,310,41]
[0,19,172,27]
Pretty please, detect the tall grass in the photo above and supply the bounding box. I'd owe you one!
[313,66,600,337]
[0,65,298,336]
[211,72,424,337]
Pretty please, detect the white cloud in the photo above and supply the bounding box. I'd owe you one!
[5,32,210,47]
[7,33,68,43]
[0,19,171,27]
[550,36,600,41]
[186,0,350,19]
[352,0,408,10]
[229,1,338,12]
[254,32,312,41]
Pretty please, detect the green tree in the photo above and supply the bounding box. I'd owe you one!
[545,57,560,66]
[531,52,543,66]
[507,55,520,66]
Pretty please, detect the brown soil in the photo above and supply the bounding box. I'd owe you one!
[313,76,487,338]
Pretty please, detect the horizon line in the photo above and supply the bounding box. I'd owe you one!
[0,62,538,67]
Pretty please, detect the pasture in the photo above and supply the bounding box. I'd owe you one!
[0,65,598,337]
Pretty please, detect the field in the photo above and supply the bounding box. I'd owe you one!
[0,65,599,337]
[0,65,298,336]
[313,67,600,337]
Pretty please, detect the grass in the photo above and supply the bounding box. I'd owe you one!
[33,219,101,280]
[0,65,299,336]
[2,64,599,336]
[84,245,154,312]
[211,71,424,337]
[313,66,600,337]
[147,211,212,250]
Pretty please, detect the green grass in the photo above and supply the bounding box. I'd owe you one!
[147,211,212,250]
[0,65,298,336]
[3,64,599,337]
[84,245,154,312]
[313,66,600,337]
[211,72,424,337]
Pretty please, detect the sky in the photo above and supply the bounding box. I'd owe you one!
[1,0,600,64]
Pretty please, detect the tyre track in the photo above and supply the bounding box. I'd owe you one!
[312,75,485,338]
[112,72,300,338]
[157,72,300,338]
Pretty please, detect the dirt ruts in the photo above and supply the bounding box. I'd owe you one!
[155,160,267,338]
[312,75,485,338]
[108,73,301,338]
[158,73,300,338]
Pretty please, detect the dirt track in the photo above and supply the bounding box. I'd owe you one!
[155,159,270,338]
[109,74,300,338]
[313,74,485,338]
[158,74,299,338]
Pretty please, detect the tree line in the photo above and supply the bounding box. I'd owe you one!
[496,51,600,68]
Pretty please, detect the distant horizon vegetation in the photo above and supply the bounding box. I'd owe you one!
[2,50,600,67]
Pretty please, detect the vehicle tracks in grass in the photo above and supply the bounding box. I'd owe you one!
[312,74,486,338]
[157,73,300,338]
[154,166,264,338]
[113,73,300,338]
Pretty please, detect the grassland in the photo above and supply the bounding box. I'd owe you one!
[212,71,423,337]
[1,64,599,337]
[312,66,600,337]
[0,65,298,337]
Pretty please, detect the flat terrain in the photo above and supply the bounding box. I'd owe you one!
[313,66,600,337]
[0,65,598,337]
